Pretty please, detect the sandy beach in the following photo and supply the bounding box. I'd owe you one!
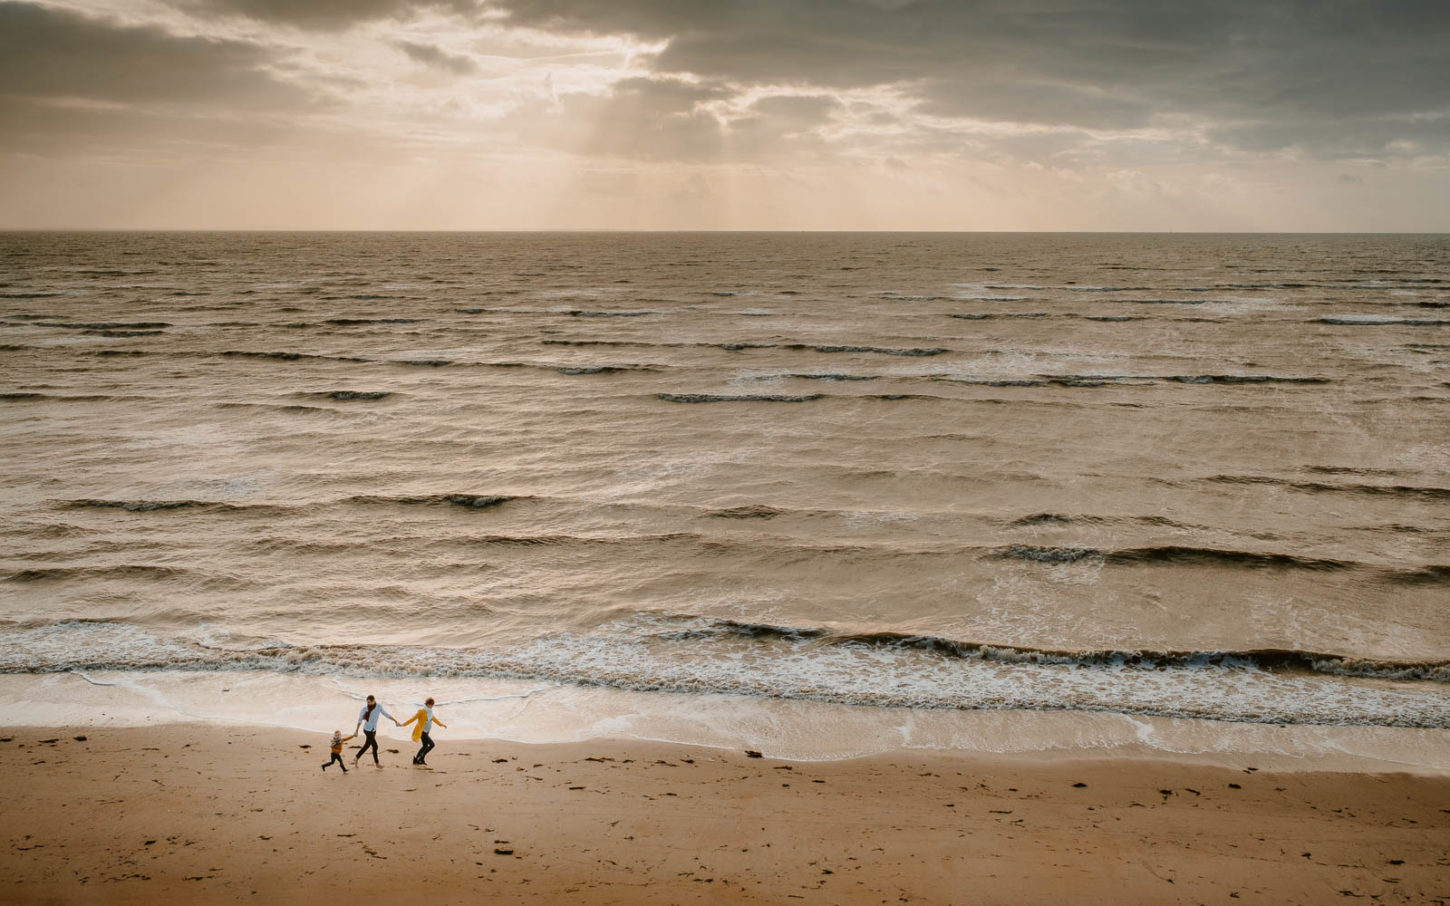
[2,726,1447,904]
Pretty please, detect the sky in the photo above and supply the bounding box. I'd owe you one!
[1,0,1447,230]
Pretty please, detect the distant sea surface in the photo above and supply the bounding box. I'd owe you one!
[2,232,1448,733]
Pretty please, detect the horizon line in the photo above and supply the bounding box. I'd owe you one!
[2,228,1448,236]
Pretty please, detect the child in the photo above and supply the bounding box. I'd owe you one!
[321,730,356,772]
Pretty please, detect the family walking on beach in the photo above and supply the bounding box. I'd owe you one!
[320,695,445,773]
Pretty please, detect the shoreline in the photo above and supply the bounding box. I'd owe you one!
[3,725,1448,904]
[4,670,1450,775]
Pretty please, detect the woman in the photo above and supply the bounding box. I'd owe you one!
[399,697,446,765]
[352,694,398,768]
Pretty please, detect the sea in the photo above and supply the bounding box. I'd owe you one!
[2,232,1448,768]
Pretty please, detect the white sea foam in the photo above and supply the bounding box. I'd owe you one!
[3,671,1448,772]
[1,618,1445,729]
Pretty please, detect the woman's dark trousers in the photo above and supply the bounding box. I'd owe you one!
[414,732,435,764]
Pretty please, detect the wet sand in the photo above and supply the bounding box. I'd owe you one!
[1,726,1447,904]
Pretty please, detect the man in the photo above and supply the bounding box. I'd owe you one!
[352,694,398,767]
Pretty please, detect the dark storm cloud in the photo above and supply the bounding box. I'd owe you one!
[1209,116,1450,160]
[180,0,479,30]
[489,0,1450,156]
[0,2,306,106]
[396,40,477,74]
[0,1,319,155]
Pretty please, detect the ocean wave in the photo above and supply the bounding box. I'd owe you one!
[935,373,1325,389]
[566,310,659,318]
[219,350,370,363]
[456,532,702,547]
[1213,282,1310,290]
[537,339,780,353]
[991,543,1449,583]
[555,364,660,375]
[63,499,265,513]
[4,565,187,582]
[60,495,523,515]
[1121,299,1212,305]
[991,545,1104,564]
[940,375,1144,388]
[1011,513,1082,526]
[344,494,521,510]
[1305,466,1406,477]
[1008,512,1192,529]
[319,391,393,401]
[944,378,1041,387]
[40,321,171,330]
[658,393,824,403]
[866,393,949,401]
[993,544,1352,571]
[540,339,642,348]
[707,505,785,519]
[322,318,423,325]
[1169,375,1329,385]
[1318,316,1450,326]
[1207,475,1450,501]
[1105,546,1355,571]
[782,344,949,357]
[675,618,1450,683]
[465,361,659,375]
[1,618,1445,727]
[1392,565,1450,585]
[0,392,118,402]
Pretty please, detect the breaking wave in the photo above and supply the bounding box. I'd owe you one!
[343,494,521,510]
[1,617,1445,727]
[658,393,824,403]
[1207,475,1450,501]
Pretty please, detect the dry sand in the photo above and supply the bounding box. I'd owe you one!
[1,726,1447,904]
